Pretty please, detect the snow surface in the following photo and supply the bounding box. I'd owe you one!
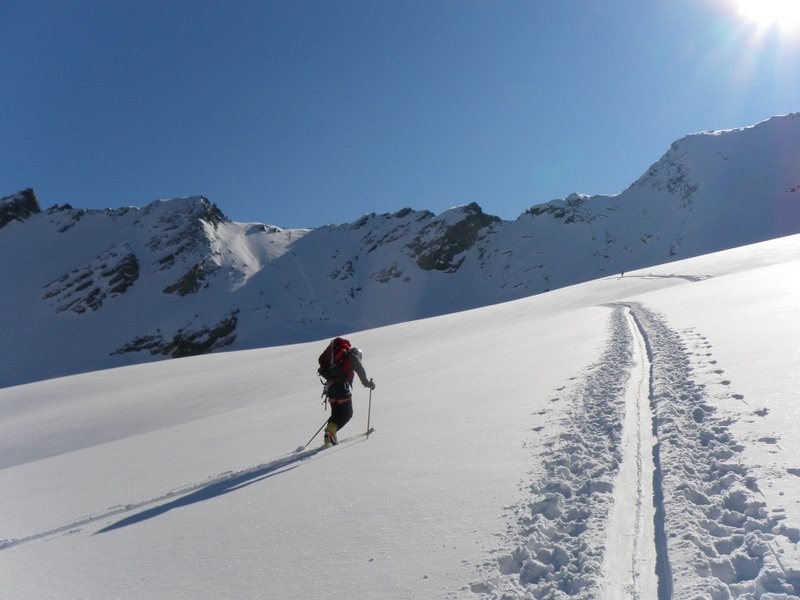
[2,234,800,599]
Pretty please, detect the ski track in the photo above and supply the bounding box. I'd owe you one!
[0,433,370,551]
[598,306,658,599]
[471,303,800,599]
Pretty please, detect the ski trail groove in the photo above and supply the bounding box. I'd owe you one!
[598,306,658,599]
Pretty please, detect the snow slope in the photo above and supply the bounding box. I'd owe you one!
[2,233,800,599]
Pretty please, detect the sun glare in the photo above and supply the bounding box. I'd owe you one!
[731,0,800,35]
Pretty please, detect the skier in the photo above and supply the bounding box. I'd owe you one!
[318,339,375,446]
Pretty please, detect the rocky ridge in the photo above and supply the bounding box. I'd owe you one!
[2,113,800,386]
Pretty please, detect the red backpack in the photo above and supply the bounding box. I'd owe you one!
[317,337,351,381]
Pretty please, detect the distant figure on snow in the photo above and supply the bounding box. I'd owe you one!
[317,337,375,445]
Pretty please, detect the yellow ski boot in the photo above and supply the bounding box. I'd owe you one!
[324,422,339,446]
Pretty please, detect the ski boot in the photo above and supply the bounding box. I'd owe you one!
[324,422,339,446]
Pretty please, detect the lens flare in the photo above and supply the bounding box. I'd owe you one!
[731,0,800,35]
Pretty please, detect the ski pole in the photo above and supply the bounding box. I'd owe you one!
[304,419,328,448]
[366,380,373,436]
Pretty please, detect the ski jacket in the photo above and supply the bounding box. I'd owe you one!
[338,352,371,388]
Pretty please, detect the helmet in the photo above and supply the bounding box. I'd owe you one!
[350,347,363,360]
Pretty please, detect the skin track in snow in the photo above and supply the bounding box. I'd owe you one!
[626,303,800,599]
[471,305,635,598]
[470,303,800,599]
[598,306,658,599]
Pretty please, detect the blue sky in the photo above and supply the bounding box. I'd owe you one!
[2,0,799,229]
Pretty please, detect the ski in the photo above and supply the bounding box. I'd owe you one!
[319,427,376,449]
[327,427,375,447]
[294,428,375,454]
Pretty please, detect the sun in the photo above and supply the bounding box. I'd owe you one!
[730,0,800,35]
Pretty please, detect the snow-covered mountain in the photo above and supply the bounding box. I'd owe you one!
[2,113,800,387]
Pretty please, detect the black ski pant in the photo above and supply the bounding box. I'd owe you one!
[328,398,353,431]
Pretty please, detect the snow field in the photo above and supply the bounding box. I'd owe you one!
[0,292,609,599]
[3,234,800,598]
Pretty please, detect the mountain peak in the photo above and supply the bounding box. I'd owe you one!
[0,188,41,229]
[142,196,228,228]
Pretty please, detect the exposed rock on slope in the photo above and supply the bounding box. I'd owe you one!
[0,188,40,229]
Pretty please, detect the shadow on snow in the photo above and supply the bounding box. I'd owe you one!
[95,438,364,535]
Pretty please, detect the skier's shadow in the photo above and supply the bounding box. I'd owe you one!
[95,443,356,534]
